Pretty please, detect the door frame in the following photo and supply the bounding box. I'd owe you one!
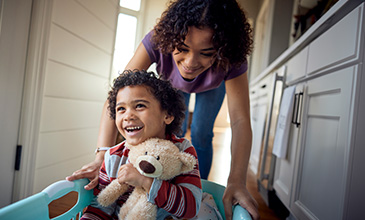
[12,0,53,201]
[0,0,33,206]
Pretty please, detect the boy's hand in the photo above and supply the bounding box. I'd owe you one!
[117,163,153,191]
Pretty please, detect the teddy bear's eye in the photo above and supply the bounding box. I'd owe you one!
[156,156,160,160]
[145,152,148,155]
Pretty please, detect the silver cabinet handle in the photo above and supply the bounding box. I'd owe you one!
[291,92,303,128]
[259,70,285,183]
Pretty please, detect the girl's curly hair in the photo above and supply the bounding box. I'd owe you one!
[152,0,253,71]
[108,69,185,135]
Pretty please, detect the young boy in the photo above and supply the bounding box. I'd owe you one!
[81,70,202,220]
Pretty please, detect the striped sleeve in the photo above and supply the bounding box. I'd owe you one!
[94,142,129,195]
[150,135,202,218]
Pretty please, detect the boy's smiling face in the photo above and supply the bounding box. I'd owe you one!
[115,85,174,146]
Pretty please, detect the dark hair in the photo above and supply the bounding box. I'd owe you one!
[108,69,185,135]
[152,0,253,71]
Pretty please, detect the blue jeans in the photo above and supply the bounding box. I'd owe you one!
[180,82,226,179]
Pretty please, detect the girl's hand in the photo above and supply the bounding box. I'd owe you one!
[66,159,102,190]
[223,180,259,220]
[117,163,153,191]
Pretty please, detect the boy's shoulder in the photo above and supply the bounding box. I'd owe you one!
[108,141,129,157]
[167,134,194,153]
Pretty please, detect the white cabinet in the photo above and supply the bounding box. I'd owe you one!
[273,83,304,209]
[290,66,356,220]
[271,3,365,220]
[307,4,362,74]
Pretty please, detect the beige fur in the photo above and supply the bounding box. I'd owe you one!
[97,138,196,220]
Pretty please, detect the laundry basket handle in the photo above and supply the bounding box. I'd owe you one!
[43,178,94,220]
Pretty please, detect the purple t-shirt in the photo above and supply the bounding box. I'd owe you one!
[142,31,247,93]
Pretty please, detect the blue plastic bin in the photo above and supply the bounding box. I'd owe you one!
[0,179,251,220]
[0,178,93,220]
[201,179,252,220]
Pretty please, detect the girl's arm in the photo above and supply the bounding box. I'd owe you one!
[66,43,153,189]
[223,73,259,220]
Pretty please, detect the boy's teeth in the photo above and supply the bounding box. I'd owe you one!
[126,126,142,131]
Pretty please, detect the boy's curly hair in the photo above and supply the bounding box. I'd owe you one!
[108,69,185,135]
[152,0,253,71]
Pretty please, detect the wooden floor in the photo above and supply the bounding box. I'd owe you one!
[207,127,281,220]
[49,127,281,219]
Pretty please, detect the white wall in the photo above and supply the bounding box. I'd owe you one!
[141,0,167,36]
[32,0,118,193]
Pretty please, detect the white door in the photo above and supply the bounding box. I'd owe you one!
[273,83,305,209]
[291,67,355,220]
[0,0,32,207]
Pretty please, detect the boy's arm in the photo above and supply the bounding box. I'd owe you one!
[94,151,112,194]
[81,153,119,220]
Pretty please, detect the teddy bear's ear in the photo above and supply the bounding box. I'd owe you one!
[178,152,196,173]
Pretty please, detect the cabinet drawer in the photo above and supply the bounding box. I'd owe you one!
[286,47,308,84]
[307,5,362,74]
[257,73,272,98]
[249,84,259,101]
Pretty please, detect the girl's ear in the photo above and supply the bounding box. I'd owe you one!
[164,114,174,125]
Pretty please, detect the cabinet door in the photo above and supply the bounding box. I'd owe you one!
[273,83,304,209]
[291,66,355,220]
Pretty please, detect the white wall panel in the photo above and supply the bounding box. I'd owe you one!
[33,0,117,193]
[33,153,95,193]
[77,0,118,30]
[40,97,104,132]
[53,0,115,53]
[142,0,166,35]
[36,128,99,168]
[44,61,109,101]
[48,24,111,77]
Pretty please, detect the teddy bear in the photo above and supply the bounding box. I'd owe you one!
[97,138,197,220]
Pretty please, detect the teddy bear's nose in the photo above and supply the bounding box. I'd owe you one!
[139,160,156,174]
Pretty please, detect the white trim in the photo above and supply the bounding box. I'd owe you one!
[109,0,119,82]
[0,0,4,36]
[12,0,53,200]
[118,0,146,52]
[135,0,146,47]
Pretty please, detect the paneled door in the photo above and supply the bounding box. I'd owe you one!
[273,83,305,209]
[0,0,32,207]
[291,66,355,220]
